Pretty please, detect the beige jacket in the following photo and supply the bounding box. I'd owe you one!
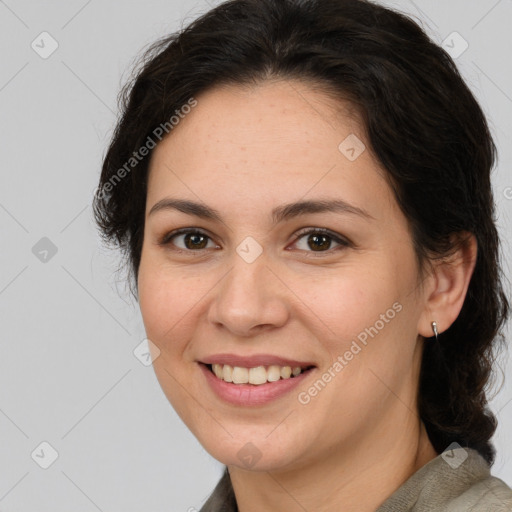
[199,447,512,511]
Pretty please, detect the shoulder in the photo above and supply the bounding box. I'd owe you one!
[447,474,512,511]
[378,447,512,511]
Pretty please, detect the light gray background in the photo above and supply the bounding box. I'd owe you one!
[1,0,511,510]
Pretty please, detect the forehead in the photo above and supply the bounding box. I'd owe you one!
[146,79,394,221]
[152,79,363,159]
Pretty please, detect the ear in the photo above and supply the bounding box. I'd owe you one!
[417,232,477,339]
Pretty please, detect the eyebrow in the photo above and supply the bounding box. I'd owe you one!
[148,197,374,224]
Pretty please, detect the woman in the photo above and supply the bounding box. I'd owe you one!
[93,0,512,510]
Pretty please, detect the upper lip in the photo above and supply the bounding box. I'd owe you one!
[199,353,316,368]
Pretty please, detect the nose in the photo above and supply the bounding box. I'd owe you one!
[207,250,290,337]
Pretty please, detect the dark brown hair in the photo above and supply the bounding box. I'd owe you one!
[93,0,510,465]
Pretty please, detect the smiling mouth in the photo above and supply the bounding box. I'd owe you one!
[205,363,315,386]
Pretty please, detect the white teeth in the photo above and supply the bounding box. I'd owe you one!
[222,364,233,383]
[280,366,292,379]
[213,364,223,379]
[267,365,281,382]
[210,363,309,385]
[249,366,267,385]
[232,366,249,384]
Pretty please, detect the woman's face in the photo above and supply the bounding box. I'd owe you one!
[138,79,433,471]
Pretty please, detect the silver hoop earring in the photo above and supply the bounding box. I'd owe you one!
[431,321,439,342]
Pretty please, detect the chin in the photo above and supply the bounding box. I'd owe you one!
[197,432,306,472]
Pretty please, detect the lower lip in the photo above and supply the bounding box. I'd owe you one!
[199,363,315,406]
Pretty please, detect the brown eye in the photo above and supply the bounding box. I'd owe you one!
[306,233,331,251]
[160,229,217,251]
[291,228,350,253]
[183,232,209,250]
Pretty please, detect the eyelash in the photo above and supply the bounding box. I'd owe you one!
[158,227,351,256]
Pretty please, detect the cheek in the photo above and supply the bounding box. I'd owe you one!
[137,255,204,418]
[299,256,416,368]
[301,266,392,334]
[137,254,203,356]
[291,262,416,418]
